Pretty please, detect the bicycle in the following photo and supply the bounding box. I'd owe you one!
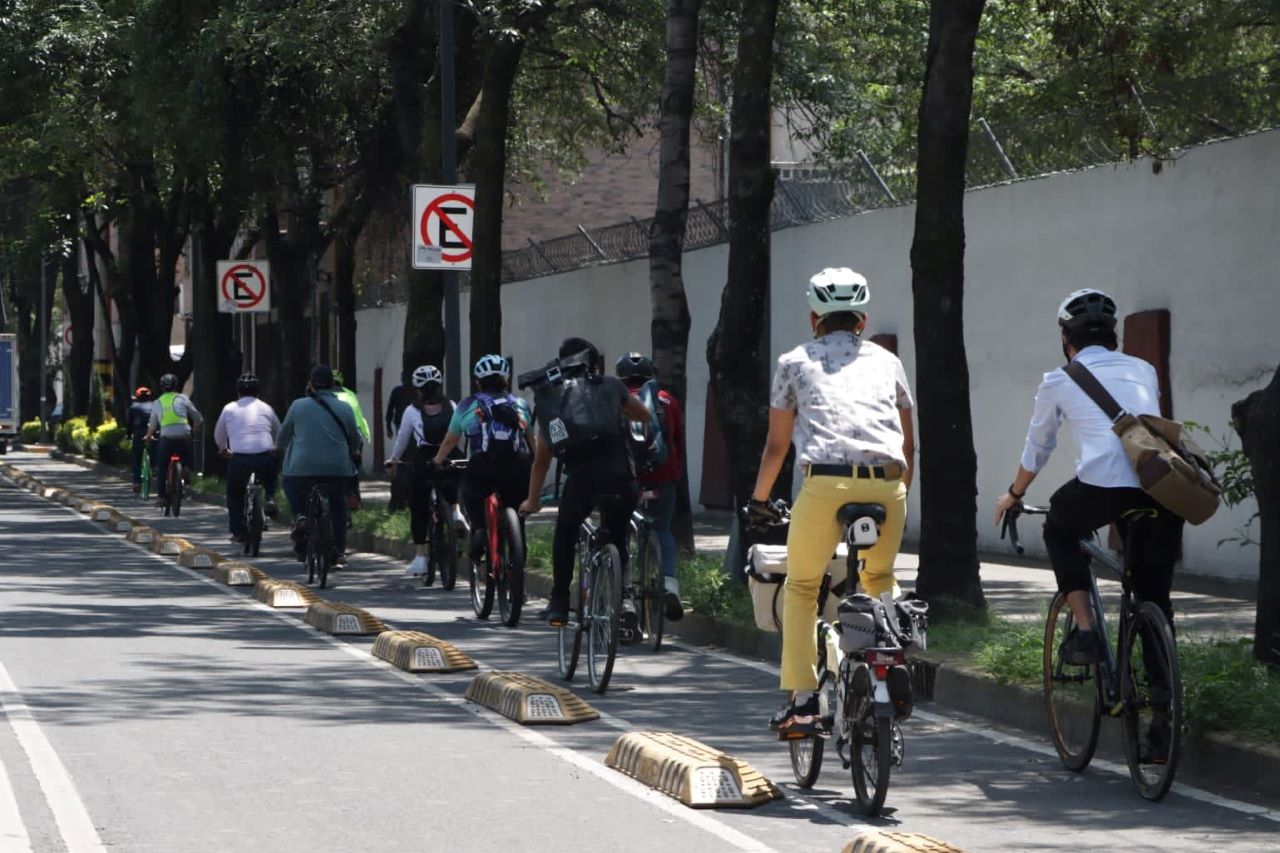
[457,462,524,627]
[1002,502,1182,801]
[628,489,666,651]
[558,497,625,694]
[747,500,926,816]
[302,480,338,589]
[243,472,266,557]
[162,447,184,518]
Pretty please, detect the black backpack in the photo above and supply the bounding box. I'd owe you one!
[519,353,620,459]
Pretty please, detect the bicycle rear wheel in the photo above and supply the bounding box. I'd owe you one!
[316,511,333,589]
[1043,592,1103,772]
[171,462,184,517]
[636,528,664,652]
[246,483,264,557]
[848,667,892,815]
[1119,601,1182,801]
[586,544,622,694]
[140,451,151,500]
[436,495,458,591]
[496,507,525,627]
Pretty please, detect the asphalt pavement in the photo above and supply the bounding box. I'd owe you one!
[0,451,1276,852]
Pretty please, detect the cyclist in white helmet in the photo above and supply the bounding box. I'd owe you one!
[746,267,916,736]
[385,364,463,581]
[432,355,535,565]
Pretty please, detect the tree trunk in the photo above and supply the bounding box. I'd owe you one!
[1233,364,1280,666]
[404,269,447,377]
[706,0,780,510]
[59,253,95,417]
[11,255,51,425]
[651,0,702,550]
[467,37,524,366]
[909,0,987,610]
[334,230,358,384]
[261,205,321,410]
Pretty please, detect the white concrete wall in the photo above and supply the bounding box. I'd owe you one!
[356,129,1280,579]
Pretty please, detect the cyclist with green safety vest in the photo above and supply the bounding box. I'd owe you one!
[333,368,370,509]
[143,373,204,504]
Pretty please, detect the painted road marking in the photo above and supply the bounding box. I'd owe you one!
[0,662,106,853]
[0,747,32,853]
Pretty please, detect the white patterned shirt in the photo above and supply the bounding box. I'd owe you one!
[769,332,913,467]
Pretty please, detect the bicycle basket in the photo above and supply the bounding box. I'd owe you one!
[745,545,843,632]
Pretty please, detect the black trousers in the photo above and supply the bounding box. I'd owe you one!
[1043,478,1184,623]
[410,460,458,546]
[551,471,638,601]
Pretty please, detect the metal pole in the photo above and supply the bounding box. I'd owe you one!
[440,0,462,401]
[978,117,1018,179]
[858,150,898,204]
[39,255,48,442]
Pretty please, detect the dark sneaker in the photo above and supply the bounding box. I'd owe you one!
[886,664,914,720]
[332,551,348,569]
[1058,627,1100,666]
[230,533,246,545]
[1140,714,1171,765]
[264,500,278,519]
[545,595,570,627]
[663,577,684,622]
[769,693,823,736]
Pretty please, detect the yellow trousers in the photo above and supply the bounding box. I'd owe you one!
[781,474,907,691]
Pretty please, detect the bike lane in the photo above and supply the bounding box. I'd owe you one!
[4,453,1277,852]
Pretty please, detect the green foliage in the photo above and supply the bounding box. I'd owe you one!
[92,421,126,463]
[1185,421,1258,546]
[20,419,41,443]
[350,506,412,541]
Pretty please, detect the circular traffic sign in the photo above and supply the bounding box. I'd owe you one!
[220,264,267,310]
[419,193,475,263]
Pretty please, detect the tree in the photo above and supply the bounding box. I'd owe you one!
[706,0,781,509]
[909,0,987,610]
[1234,364,1280,667]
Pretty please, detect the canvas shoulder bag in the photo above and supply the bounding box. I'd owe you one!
[1065,361,1221,525]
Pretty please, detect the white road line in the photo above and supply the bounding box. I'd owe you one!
[0,747,32,853]
[84,515,785,853]
[0,663,106,853]
[670,641,1280,825]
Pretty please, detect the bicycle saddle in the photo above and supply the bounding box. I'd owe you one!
[837,503,887,526]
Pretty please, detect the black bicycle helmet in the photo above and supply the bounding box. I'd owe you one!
[236,373,259,396]
[1057,288,1118,331]
[158,373,179,393]
[616,352,655,382]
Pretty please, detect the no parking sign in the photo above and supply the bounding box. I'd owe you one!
[216,261,271,313]
[412,184,475,270]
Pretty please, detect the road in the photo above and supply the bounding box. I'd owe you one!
[0,453,1275,852]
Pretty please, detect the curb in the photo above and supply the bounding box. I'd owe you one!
[18,453,1280,809]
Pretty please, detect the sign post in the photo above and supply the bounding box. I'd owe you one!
[216,261,271,314]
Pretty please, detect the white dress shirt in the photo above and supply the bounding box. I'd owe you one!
[1019,346,1162,489]
[214,397,280,454]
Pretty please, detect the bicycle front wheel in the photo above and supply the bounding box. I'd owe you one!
[1044,592,1102,772]
[496,508,525,627]
[1120,601,1182,801]
[637,528,664,652]
[586,544,622,694]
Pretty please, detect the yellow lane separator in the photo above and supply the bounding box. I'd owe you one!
[372,631,477,673]
[179,548,224,569]
[212,561,268,587]
[843,831,967,853]
[127,526,158,546]
[152,536,195,557]
[305,601,387,635]
[252,578,318,609]
[604,731,784,809]
[464,671,599,725]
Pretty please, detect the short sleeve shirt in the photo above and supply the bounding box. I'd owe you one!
[769,332,913,467]
[449,393,534,440]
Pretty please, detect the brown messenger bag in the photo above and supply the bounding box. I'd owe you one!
[1065,361,1222,525]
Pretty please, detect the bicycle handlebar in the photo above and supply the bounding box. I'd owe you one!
[1000,502,1050,556]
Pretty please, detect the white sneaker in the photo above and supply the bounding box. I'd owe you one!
[406,555,428,577]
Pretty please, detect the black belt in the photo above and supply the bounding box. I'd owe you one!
[805,462,903,480]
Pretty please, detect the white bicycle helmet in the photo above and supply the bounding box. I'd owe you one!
[1057,288,1118,330]
[807,267,870,317]
[473,354,510,380]
[412,365,443,388]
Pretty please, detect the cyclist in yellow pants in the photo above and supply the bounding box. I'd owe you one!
[746,268,915,736]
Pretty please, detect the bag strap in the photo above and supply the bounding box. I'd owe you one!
[311,393,358,452]
[1064,361,1126,424]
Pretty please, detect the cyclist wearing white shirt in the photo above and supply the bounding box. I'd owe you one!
[214,373,281,542]
[994,289,1184,670]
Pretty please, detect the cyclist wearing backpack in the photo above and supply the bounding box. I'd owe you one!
[431,355,535,563]
[617,352,685,621]
[386,365,462,580]
[519,337,652,627]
